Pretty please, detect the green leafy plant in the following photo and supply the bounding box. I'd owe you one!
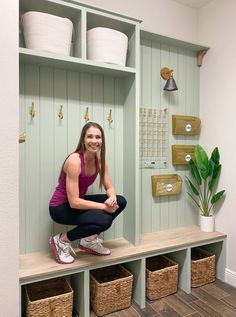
[186,145,225,216]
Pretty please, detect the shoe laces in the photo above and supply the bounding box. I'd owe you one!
[60,240,77,258]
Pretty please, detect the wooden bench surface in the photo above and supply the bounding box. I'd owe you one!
[19,225,226,284]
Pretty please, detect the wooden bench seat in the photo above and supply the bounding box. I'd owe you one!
[20,225,226,285]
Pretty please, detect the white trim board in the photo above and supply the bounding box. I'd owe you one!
[225,268,236,288]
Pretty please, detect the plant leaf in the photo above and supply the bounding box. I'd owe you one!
[186,176,200,196]
[208,164,221,191]
[188,159,201,185]
[195,145,209,180]
[210,147,220,165]
[211,190,225,205]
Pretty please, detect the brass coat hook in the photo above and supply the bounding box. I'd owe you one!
[83,107,89,122]
[58,105,64,120]
[107,109,113,124]
[19,133,26,143]
[29,102,35,118]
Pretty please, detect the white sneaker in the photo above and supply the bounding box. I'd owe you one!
[49,234,76,264]
[79,238,111,256]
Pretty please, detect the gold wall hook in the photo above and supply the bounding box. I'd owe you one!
[83,107,89,122]
[19,133,26,143]
[29,102,35,118]
[58,105,64,120]
[107,109,113,124]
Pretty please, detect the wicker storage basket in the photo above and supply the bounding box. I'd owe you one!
[191,248,216,287]
[151,174,182,197]
[90,264,133,316]
[24,278,73,317]
[146,255,178,300]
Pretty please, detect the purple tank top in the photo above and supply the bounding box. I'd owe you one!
[49,153,99,207]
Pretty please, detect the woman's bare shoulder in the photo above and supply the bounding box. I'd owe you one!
[64,153,81,174]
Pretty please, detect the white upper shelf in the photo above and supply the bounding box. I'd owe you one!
[19,47,137,77]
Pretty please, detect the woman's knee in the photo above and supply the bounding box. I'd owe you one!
[116,195,127,211]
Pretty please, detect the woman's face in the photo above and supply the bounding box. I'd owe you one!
[84,126,102,153]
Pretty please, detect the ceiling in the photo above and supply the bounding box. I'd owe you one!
[171,0,213,9]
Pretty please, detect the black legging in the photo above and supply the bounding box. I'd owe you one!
[49,194,127,241]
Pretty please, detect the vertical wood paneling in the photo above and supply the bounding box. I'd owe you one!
[168,46,179,229]
[25,65,40,252]
[114,78,124,238]
[53,69,68,236]
[159,43,170,230]
[39,66,54,250]
[140,39,152,233]
[140,38,200,234]
[151,41,161,232]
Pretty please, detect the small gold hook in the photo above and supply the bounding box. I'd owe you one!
[83,107,89,122]
[58,105,64,120]
[107,109,113,124]
[19,133,26,143]
[29,102,35,118]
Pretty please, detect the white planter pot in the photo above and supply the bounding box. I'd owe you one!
[200,215,215,232]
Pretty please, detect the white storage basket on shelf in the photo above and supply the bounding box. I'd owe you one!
[22,11,73,56]
[87,27,128,66]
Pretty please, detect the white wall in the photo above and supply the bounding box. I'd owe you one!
[85,0,199,43]
[198,0,236,286]
[0,1,19,316]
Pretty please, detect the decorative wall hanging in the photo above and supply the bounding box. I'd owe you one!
[139,107,168,169]
[172,115,201,135]
[151,174,182,197]
[172,145,196,165]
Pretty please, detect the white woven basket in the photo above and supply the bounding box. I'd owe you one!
[22,11,73,55]
[87,27,128,66]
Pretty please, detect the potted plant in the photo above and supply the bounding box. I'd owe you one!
[186,145,225,232]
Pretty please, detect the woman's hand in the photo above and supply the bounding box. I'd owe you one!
[105,195,117,207]
[103,196,118,213]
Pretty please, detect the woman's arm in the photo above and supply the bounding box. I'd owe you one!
[65,154,105,210]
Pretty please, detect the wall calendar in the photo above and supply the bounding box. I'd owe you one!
[139,107,168,169]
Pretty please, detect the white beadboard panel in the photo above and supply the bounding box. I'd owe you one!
[140,37,200,234]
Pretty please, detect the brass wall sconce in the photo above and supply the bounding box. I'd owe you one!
[160,67,178,91]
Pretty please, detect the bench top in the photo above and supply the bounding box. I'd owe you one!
[19,225,226,284]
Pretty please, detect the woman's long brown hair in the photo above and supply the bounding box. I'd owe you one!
[59,122,106,189]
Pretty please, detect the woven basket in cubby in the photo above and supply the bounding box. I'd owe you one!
[90,264,133,316]
[146,255,178,300]
[24,277,73,317]
[191,247,216,287]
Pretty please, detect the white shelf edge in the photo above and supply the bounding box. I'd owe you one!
[19,47,136,77]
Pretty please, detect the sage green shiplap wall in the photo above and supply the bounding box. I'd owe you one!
[19,64,125,253]
[140,37,200,234]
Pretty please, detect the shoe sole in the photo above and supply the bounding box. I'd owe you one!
[78,244,111,256]
[49,236,75,264]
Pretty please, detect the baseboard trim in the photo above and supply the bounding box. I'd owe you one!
[225,268,236,287]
